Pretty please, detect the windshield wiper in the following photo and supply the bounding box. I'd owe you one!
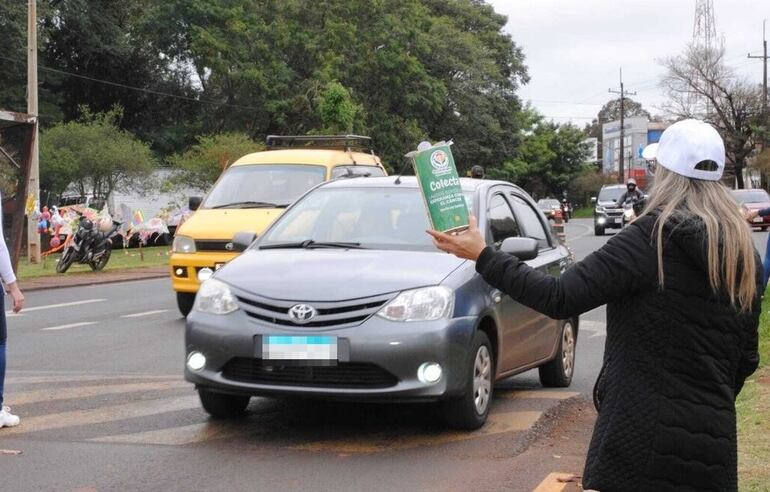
[210,201,289,209]
[260,240,365,250]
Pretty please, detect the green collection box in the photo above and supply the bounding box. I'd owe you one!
[406,141,470,233]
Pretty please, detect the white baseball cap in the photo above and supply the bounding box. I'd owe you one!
[642,119,725,181]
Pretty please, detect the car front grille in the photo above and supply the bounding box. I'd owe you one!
[234,292,392,328]
[222,358,398,388]
[604,208,623,217]
[195,240,231,251]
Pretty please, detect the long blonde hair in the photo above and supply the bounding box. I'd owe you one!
[642,166,757,311]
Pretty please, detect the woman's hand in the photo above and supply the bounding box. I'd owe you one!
[426,216,487,261]
[7,282,24,313]
[746,209,760,221]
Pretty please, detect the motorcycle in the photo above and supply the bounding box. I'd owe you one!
[56,216,122,273]
[621,196,646,227]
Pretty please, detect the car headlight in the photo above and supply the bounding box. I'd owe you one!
[193,278,238,315]
[624,209,634,218]
[172,235,196,253]
[377,286,454,322]
[595,206,605,213]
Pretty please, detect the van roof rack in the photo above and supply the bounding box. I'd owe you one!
[265,135,374,153]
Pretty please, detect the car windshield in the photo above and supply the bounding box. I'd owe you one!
[598,187,625,202]
[202,165,326,209]
[260,187,475,251]
[733,190,770,204]
[331,166,386,179]
[538,199,560,209]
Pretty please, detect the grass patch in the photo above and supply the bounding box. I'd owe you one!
[17,246,170,279]
[736,294,770,491]
[572,207,594,219]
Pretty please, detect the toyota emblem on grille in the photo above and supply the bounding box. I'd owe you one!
[225,242,235,251]
[288,304,318,324]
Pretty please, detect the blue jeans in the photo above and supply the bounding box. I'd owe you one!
[0,295,6,408]
[764,232,770,292]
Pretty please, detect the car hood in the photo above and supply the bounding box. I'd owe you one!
[742,202,770,210]
[597,200,621,208]
[176,208,284,240]
[215,249,467,301]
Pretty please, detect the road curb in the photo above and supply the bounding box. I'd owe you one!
[17,269,169,292]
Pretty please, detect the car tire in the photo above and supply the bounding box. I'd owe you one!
[539,320,576,388]
[198,389,250,419]
[176,292,196,317]
[442,330,494,430]
[594,224,604,236]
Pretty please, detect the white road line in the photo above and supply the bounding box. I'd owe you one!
[6,298,106,317]
[41,321,98,331]
[121,309,169,318]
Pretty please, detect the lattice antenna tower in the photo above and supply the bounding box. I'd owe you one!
[688,0,721,117]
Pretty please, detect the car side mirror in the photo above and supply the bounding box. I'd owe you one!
[189,196,202,211]
[499,237,539,261]
[590,197,597,204]
[231,231,257,252]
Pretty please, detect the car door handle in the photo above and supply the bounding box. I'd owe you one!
[491,290,503,303]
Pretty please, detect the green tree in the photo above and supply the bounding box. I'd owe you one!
[40,107,156,203]
[568,166,616,207]
[489,109,590,198]
[169,133,261,190]
[316,81,362,134]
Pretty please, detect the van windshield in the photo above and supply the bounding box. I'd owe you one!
[203,165,326,209]
[598,187,625,203]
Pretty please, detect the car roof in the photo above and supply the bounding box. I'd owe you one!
[601,184,626,189]
[231,149,383,168]
[319,176,525,194]
[732,189,767,194]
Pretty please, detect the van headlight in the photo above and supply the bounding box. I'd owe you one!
[595,206,605,213]
[172,235,196,253]
[377,286,453,322]
[193,279,238,315]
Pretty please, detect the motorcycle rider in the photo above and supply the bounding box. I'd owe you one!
[616,178,645,212]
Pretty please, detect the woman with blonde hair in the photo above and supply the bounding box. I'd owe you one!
[428,119,760,491]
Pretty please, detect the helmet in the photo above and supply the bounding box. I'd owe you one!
[470,165,485,179]
[80,218,94,231]
[626,178,637,186]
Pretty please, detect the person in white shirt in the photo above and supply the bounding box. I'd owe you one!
[0,192,25,427]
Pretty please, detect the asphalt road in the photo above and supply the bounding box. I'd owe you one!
[0,220,766,492]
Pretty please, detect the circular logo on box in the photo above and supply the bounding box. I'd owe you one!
[430,150,450,172]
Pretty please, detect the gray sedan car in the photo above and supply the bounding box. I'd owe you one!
[185,177,578,429]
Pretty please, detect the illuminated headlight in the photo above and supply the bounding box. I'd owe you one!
[186,351,206,371]
[597,217,606,225]
[197,267,214,282]
[193,278,238,315]
[595,206,605,213]
[417,362,443,384]
[172,235,196,253]
[377,286,453,322]
[624,209,634,219]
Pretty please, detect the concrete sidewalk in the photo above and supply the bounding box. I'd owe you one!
[17,266,169,292]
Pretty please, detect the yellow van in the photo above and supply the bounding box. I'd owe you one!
[170,135,387,315]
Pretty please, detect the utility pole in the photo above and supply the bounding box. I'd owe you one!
[749,19,769,148]
[26,0,40,263]
[609,68,637,184]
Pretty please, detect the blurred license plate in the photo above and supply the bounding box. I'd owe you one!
[614,218,623,224]
[753,217,763,223]
[263,336,337,361]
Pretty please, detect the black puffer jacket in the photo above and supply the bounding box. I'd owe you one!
[475,212,761,492]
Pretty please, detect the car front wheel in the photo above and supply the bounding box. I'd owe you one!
[539,320,576,388]
[198,389,250,419]
[176,292,196,317]
[442,330,494,430]
[594,223,604,236]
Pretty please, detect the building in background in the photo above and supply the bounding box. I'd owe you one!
[602,117,669,189]
[582,137,599,167]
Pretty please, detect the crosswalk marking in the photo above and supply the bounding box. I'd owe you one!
[6,298,106,317]
[41,321,98,331]
[5,394,199,435]
[290,410,542,454]
[89,421,248,446]
[120,309,169,318]
[11,380,189,406]
[499,390,580,400]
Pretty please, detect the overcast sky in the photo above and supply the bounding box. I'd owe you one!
[487,0,768,125]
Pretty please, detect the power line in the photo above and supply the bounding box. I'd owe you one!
[608,68,637,183]
[0,54,263,112]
